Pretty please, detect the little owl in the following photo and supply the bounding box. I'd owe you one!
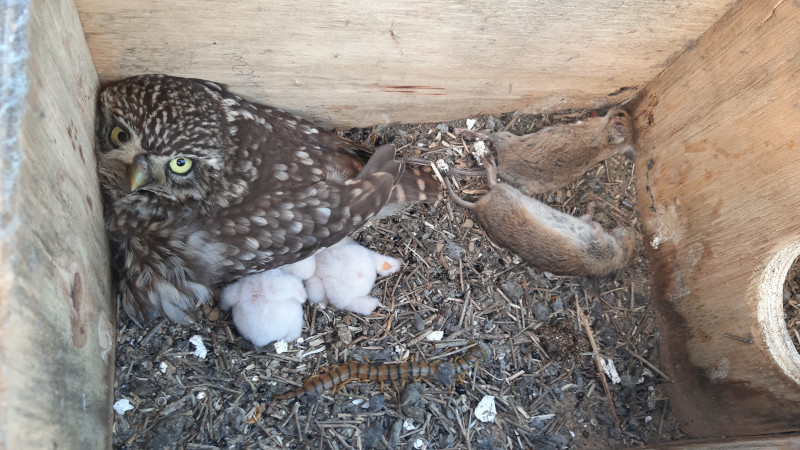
[95,74,436,324]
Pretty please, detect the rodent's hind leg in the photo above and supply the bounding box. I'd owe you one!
[482,155,500,188]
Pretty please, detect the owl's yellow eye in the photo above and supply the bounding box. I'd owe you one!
[169,157,193,174]
[110,126,128,145]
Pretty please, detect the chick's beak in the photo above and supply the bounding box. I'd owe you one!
[128,154,154,192]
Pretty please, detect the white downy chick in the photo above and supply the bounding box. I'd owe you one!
[219,268,306,347]
[305,238,401,315]
[280,254,316,280]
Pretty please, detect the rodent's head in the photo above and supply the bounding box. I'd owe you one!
[605,108,638,161]
[487,131,515,146]
[612,226,637,260]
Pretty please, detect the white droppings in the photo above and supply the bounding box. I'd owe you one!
[466,118,477,130]
[274,340,289,354]
[473,141,489,162]
[475,395,497,422]
[189,335,207,359]
[403,418,416,431]
[425,330,444,341]
[113,398,135,415]
[197,391,207,400]
[601,357,621,384]
[159,361,168,374]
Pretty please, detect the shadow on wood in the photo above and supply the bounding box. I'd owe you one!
[631,0,800,438]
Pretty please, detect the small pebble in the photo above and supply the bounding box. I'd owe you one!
[500,277,524,301]
[412,313,425,332]
[531,302,550,322]
[361,420,384,450]
[443,242,466,261]
[368,395,384,411]
[336,325,352,345]
[390,419,404,447]
[401,383,423,406]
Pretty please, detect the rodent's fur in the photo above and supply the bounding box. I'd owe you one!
[447,157,635,277]
[490,108,637,195]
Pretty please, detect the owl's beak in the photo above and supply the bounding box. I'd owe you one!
[128,154,154,192]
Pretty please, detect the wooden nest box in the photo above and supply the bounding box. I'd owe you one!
[3,0,800,446]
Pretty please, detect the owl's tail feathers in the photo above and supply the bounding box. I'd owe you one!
[341,144,403,225]
[356,144,402,182]
[390,167,441,204]
[357,144,440,218]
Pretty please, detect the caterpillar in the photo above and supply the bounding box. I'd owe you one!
[274,342,488,400]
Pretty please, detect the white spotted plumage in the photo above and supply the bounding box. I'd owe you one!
[95,74,438,324]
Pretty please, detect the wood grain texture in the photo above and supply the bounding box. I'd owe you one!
[0,0,113,448]
[75,0,735,127]
[652,433,800,449]
[631,0,800,438]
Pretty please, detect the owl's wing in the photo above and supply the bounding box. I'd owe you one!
[213,81,439,201]
[217,140,402,279]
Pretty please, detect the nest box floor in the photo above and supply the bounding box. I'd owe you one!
[112,108,681,449]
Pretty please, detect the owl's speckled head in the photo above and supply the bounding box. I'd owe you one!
[96,74,241,216]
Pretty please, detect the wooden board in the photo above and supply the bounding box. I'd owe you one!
[0,0,112,448]
[630,0,800,438]
[649,433,800,449]
[76,0,735,127]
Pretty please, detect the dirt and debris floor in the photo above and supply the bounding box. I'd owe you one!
[113,108,684,449]
[784,264,800,355]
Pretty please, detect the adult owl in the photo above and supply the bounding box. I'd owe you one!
[96,74,437,324]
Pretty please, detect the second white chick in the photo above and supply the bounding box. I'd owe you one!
[306,238,401,315]
[219,256,315,347]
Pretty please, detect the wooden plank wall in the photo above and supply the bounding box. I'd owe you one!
[75,0,735,128]
[630,0,800,438]
[0,0,113,448]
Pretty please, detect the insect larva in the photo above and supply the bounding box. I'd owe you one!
[274,342,488,400]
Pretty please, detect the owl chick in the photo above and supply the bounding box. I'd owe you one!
[96,74,437,324]
[305,237,401,315]
[219,267,307,348]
